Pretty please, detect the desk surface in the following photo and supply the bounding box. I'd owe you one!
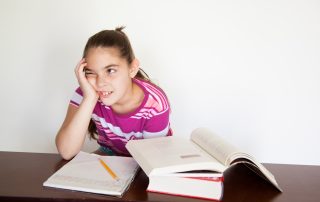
[0,152,319,202]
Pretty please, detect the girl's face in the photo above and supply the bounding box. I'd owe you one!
[84,47,138,107]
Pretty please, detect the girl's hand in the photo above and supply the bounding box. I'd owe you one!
[75,58,98,101]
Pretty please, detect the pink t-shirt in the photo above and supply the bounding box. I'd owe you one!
[70,78,172,156]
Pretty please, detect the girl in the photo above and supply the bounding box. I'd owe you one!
[56,27,172,160]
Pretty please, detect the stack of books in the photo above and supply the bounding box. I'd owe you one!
[126,128,282,201]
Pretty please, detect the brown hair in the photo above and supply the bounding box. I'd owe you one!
[84,26,150,140]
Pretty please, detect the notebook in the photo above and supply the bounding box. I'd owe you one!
[43,151,139,197]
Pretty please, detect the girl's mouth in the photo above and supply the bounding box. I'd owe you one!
[98,91,113,98]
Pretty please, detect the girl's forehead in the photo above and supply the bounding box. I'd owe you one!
[87,47,121,58]
[85,47,126,66]
[85,47,128,70]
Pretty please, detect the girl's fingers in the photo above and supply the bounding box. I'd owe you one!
[75,59,87,80]
[78,63,87,77]
[73,59,98,100]
[75,58,86,74]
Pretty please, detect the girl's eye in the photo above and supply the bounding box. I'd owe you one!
[107,68,116,74]
[85,71,96,77]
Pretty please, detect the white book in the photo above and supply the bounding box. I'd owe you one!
[43,151,139,197]
[126,128,282,200]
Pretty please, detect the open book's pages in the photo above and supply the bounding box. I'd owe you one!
[190,128,240,166]
[126,127,282,192]
[147,175,223,201]
[126,136,226,176]
[190,128,282,192]
[43,151,139,196]
[156,170,223,178]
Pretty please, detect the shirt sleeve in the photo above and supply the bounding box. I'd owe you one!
[69,87,83,107]
[142,105,172,139]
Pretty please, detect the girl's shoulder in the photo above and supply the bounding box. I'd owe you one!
[134,78,170,112]
[134,79,167,97]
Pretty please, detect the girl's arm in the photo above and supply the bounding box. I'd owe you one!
[56,59,98,160]
[55,98,96,160]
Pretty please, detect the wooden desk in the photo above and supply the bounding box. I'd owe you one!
[0,152,319,202]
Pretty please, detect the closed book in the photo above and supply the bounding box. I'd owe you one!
[148,175,223,201]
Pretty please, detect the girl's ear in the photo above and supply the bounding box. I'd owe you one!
[129,59,140,78]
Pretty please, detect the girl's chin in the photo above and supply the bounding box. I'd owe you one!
[99,98,114,106]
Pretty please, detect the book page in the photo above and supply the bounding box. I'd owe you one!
[191,128,282,191]
[126,136,226,176]
[43,151,139,196]
[229,154,283,191]
[190,128,241,166]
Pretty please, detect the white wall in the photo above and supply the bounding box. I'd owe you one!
[0,0,319,165]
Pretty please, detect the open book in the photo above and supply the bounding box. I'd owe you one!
[43,151,139,197]
[126,127,282,196]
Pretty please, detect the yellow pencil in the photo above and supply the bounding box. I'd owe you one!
[99,158,119,181]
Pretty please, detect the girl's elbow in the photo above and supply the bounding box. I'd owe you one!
[57,147,76,160]
[60,152,75,160]
[56,139,76,160]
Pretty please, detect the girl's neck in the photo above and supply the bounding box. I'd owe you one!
[111,81,144,115]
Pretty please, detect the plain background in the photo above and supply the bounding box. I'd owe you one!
[0,0,319,165]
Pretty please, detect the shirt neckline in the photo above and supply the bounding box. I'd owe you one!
[109,78,148,119]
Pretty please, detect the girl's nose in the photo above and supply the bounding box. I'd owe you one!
[96,76,109,87]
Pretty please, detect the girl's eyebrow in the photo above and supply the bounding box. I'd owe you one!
[84,64,119,71]
[104,64,119,69]
[83,67,93,71]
